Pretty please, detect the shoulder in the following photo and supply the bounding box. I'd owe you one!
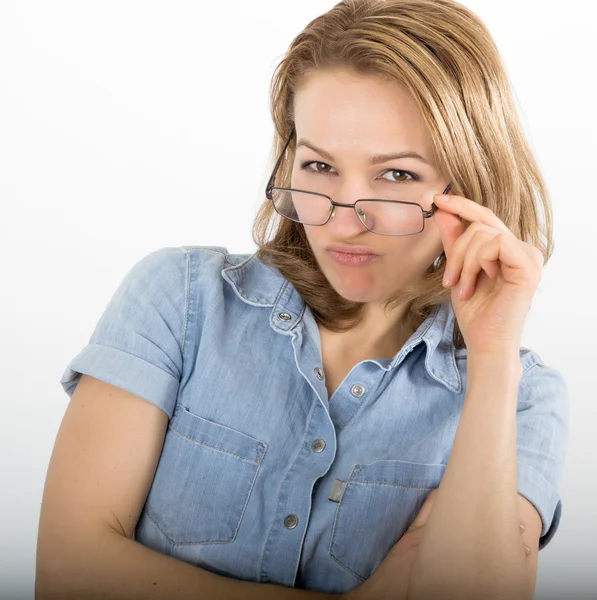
[181,244,254,279]
[130,245,253,298]
[517,347,568,413]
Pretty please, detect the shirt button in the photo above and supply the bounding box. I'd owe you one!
[314,367,324,380]
[278,312,292,321]
[351,384,365,397]
[284,514,299,529]
[311,438,326,453]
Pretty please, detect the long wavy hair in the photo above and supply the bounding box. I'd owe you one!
[252,0,554,351]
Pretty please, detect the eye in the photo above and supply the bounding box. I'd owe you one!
[300,161,336,174]
[300,161,420,183]
[381,169,420,184]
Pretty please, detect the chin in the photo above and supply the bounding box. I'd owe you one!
[327,279,380,303]
[337,292,376,304]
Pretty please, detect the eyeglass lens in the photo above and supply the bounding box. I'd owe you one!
[271,188,426,235]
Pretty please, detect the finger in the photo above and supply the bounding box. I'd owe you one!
[457,230,502,300]
[433,206,465,258]
[434,194,511,235]
[443,222,500,288]
[476,232,540,289]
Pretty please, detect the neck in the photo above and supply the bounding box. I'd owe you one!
[320,303,415,360]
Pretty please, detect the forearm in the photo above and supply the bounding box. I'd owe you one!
[36,528,339,600]
[406,350,529,600]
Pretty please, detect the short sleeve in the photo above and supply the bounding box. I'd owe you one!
[516,356,569,550]
[60,247,189,419]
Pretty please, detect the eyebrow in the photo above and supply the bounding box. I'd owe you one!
[295,138,432,167]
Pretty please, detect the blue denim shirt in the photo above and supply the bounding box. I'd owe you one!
[60,246,569,594]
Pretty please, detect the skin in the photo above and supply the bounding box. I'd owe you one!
[293,68,544,599]
[291,67,451,354]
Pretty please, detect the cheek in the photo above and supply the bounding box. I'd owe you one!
[430,233,445,257]
[302,227,318,247]
[387,233,444,274]
[303,226,330,251]
[421,221,444,255]
[302,228,327,259]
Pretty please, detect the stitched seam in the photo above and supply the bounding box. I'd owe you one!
[271,280,305,334]
[145,459,264,546]
[181,247,191,357]
[329,496,366,582]
[144,510,176,544]
[259,477,285,580]
[335,373,387,432]
[518,460,559,490]
[328,479,436,581]
[223,252,277,306]
[87,343,177,379]
[523,359,543,375]
[259,400,318,580]
[173,459,263,546]
[348,480,438,489]
[226,459,263,543]
[187,246,228,258]
[168,423,265,464]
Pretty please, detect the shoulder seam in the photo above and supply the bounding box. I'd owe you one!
[182,247,191,357]
[522,356,544,375]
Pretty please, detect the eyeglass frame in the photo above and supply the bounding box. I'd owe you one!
[265,125,453,236]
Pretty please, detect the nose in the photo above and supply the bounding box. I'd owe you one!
[328,201,371,236]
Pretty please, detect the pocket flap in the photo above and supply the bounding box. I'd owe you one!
[350,459,445,488]
[171,405,266,464]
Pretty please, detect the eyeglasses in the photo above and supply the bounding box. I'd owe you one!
[265,126,452,236]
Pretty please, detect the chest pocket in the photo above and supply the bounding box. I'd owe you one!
[329,459,445,581]
[144,405,267,545]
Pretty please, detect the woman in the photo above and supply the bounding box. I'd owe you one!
[36,1,568,599]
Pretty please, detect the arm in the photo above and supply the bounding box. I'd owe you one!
[36,375,338,600]
[405,351,531,600]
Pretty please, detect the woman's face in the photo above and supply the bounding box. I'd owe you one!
[292,68,449,305]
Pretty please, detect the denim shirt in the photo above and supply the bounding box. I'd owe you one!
[60,246,569,594]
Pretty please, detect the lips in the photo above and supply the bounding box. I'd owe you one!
[325,243,379,256]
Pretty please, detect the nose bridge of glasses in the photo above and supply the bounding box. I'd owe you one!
[329,200,369,225]
[330,198,360,209]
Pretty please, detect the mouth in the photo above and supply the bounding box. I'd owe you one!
[327,249,381,266]
[325,243,380,256]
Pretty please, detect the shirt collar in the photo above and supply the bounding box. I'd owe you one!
[222,253,462,394]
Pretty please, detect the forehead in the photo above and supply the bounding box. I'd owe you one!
[293,68,431,152]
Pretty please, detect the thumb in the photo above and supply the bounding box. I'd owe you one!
[407,488,439,532]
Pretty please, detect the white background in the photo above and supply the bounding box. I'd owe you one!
[1,1,595,598]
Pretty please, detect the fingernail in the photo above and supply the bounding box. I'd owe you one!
[435,194,450,202]
[519,522,526,533]
[443,271,451,286]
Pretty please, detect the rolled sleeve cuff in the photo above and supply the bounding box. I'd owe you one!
[60,343,180,419]
[517,461,562,550]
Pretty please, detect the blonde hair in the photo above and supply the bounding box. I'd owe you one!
[252,0,553,350]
